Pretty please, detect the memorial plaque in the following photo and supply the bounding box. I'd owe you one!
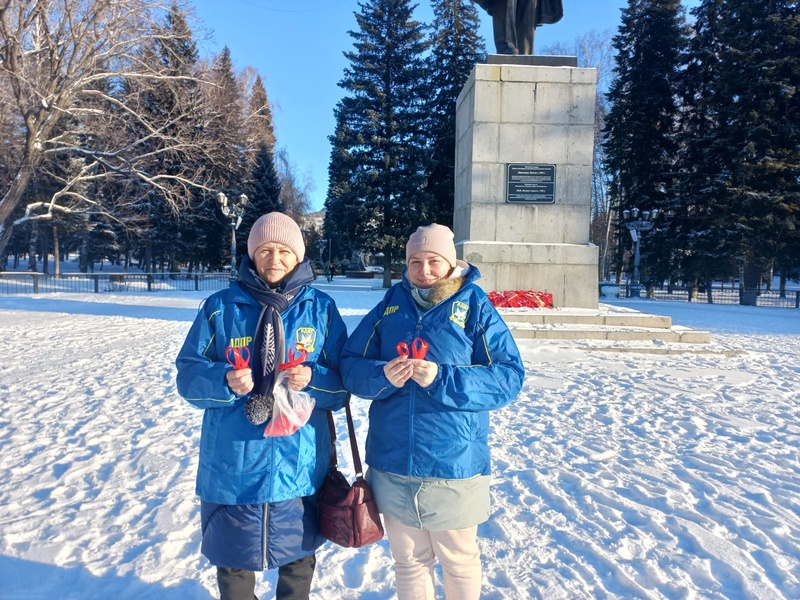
[506,163,556,204]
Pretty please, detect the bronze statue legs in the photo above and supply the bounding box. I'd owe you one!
[490,0,536,55]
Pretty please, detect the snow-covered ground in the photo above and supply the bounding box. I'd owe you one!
[0,278,798,599]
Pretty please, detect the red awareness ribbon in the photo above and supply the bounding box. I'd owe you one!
[278,343,309,371]
[396,337,429,359]
[226,346,251,370]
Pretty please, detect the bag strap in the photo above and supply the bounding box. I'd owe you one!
[326,408,338,468]
[325,393,365,476]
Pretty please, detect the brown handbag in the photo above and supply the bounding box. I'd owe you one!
[318,394,384,548]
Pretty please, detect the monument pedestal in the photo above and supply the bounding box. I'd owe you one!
[454,62,599,308]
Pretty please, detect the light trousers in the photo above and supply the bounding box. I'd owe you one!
[384,515,482,600]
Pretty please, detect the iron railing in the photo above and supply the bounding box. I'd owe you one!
[0,272,231,295]
[600,283,800,308]
[4,272,798,309]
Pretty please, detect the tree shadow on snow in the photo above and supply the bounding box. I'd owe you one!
[0,554,214,600]
[2,297,199,322]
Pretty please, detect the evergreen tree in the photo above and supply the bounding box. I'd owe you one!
[670,0,734,292]
[196,46,248,271]
[157,4,201,272]
[245,75,277,165]
[86,217,121,267]
[325,0,433,287]
[324,110,368,264]
[125,2,203,272]
[708,0,800,300]
[205,47,246,178]
[603,0,689,285]
[426,0,486,226]
[237,143,284,261]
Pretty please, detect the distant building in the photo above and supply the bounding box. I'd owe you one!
[301,209,325,232]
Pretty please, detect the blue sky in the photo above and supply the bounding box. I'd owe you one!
[190,0,700,212]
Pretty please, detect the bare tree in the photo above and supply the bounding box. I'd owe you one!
[275,147,313,223]
[542,29,615,279]
[0,0,219,256]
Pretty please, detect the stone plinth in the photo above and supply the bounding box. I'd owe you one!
[454,62,599,308]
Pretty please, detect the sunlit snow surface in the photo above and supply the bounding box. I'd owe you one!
[0,278,798,599]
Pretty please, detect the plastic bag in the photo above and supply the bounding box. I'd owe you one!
[262,371,316,437]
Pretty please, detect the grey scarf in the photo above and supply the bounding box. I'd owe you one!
[237,255,313,425]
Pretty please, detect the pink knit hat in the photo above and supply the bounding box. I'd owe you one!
[247,212,305,262]
[405,224,457,268]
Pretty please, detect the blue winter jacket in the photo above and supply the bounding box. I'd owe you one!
[340,265,524,480]
[175,271,347,570]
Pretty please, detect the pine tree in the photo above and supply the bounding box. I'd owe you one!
[245,75,277,164]
[325,110,369,264]
[125,2,203,272]
[426,0,486,226]
[670,0,734,293]
[157,4,201,273]
[237,143,284,261]
[709,0,800,300]
[325,0,433,287]
[603,0,689,285]
[195,46,247,271]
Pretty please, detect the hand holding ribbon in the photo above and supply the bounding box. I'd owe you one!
[278,343,312,391]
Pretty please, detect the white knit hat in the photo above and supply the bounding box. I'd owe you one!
[247,212,305,262]
[405,224,457,268]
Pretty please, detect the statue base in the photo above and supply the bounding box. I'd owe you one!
[454,62,598,308]
[485,54,578,67]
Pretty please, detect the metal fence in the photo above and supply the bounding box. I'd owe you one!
[601,283,800,308]
[0,272,231,295]
[4,272,799,309]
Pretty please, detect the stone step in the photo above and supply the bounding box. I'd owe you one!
[498,307,711,345]
[499,310,672,329]
[505,323,711,343]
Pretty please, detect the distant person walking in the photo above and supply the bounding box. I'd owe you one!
[327,261,335,282]
[340,224,524,599]
[176,212,348,600]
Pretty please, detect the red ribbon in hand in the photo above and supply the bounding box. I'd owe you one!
[397,338,429,360]
[226,346,251,370]
[278,343,309,371]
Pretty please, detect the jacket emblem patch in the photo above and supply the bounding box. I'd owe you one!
[295,328,317,353]
[383,305,399,316]
[449,301,469,328]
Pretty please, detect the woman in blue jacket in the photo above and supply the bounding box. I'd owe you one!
[340,224,524,600]
[176,212,347,600]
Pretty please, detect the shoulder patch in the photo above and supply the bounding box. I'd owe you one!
[295,327,317,353]
[449,301,469,328]
[383,305,400,316]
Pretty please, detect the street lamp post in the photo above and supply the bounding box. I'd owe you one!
[622,207,658,298]
[217,192,248,281]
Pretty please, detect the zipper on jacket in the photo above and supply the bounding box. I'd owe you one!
[261,502,269,570]
[401,280,472,475]
[405,315,424,475]
[262,437,275,570]
[407,382,416,475]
